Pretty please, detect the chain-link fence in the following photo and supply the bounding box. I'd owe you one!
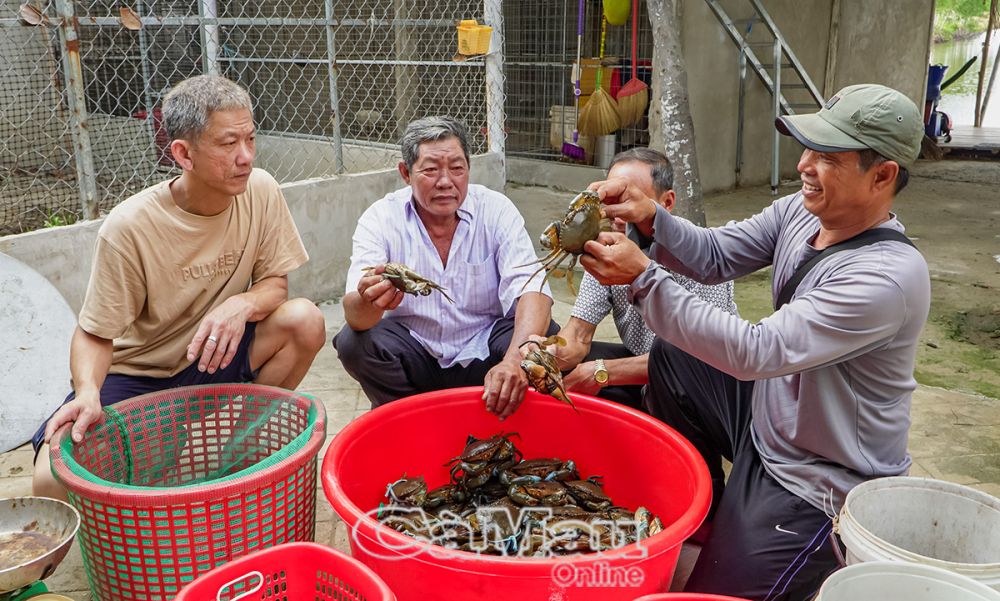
[0,0,503,235]
[503,0,653,165]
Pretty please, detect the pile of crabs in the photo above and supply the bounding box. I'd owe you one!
[378,432,664,557]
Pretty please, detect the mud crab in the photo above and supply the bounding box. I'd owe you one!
[519,336,575,410]
[564,477,613,512]
[634,506,664,541]
[423,484,468,509]
[386,475,428,506]
[508,480,570,507]
[445,432,522,488]
[499,458,579,486]
[519,190,611,294]
[363,262,454,303]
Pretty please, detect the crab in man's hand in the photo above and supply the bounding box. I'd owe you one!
[519,335,576,411]
[518,190,611,294]
[363,262,454,303]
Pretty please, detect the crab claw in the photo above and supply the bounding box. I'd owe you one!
[542,335,567,347]
[550,386,577,411]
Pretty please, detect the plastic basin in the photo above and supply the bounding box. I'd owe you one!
[633,595,750,601]
[322,387,711,601]
[817,561,1000,601]
[838,476,1000,590]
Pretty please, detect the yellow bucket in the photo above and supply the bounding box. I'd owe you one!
[457,19,493,55]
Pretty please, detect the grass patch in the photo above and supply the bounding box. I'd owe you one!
[733,268,773,323]
[918,310,1000,399]
[43,210,77,228]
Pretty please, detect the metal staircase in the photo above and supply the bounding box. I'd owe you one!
[704,0,825,192]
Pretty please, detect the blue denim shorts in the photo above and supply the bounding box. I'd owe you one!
[32,322,258,459]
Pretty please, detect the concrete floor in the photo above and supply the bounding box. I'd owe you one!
[3,175,999,598]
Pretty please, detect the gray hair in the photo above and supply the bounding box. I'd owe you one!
[857,148,909,195]
[608,147,674,195]
[400,116,471,170]
[162,75,253,141]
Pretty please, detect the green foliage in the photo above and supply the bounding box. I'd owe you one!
[935,0,992,42]
[43,210,77,228]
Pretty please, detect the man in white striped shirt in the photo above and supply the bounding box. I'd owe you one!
[334,116,556,418]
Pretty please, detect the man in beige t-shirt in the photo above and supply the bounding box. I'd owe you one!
[32,75,325,500]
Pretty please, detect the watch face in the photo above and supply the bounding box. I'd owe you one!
[595,370,609,384]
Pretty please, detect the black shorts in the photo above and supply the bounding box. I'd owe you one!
[32,323,258,460]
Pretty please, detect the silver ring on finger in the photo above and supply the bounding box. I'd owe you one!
[208,335,218,343]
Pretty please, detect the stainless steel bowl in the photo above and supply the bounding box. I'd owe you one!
[0,497,80,594]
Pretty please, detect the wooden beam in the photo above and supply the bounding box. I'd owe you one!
[823,0,841,99]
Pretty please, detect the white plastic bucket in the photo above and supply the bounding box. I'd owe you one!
[817,562,1000,601]
[837,476,1000,590]
[594,134,616,168]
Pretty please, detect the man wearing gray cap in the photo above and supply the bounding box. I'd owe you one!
[580,84,930,599]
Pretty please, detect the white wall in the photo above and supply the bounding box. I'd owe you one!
[0,152,506,312]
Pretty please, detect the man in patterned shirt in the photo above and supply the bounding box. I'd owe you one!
[534,148,737,410]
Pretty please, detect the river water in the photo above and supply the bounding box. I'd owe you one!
[931,30,1000,127]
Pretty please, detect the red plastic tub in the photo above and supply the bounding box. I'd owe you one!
[175,542,395,600]
[322,387,711,601]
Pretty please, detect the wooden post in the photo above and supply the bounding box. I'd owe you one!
[974,0,998,128]
[980,33,1000,123]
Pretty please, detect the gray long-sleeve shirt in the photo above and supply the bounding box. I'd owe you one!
[629,193,930,511]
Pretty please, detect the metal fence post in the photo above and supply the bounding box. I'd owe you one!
[324,0,345,174]
[484,0,506,165]
[393,0,418,138]
[55,0,99,220]
[199,0,220,75]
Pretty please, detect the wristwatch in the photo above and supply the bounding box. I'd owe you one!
[593,359,609,386]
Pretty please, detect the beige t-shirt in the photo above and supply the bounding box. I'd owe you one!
[79,168,308,377]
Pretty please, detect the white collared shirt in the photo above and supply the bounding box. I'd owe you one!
[345,184,552,368]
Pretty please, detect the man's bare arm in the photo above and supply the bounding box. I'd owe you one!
[484,292,554,418]
[553,317,597,371]
[45,327,113,442]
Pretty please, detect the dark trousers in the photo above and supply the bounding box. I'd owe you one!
[582,340,645,411]
[644,339,838,601]
[32,323,258,460]
[333,317,559,408]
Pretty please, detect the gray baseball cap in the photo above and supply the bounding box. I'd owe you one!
[775,84,923,167]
